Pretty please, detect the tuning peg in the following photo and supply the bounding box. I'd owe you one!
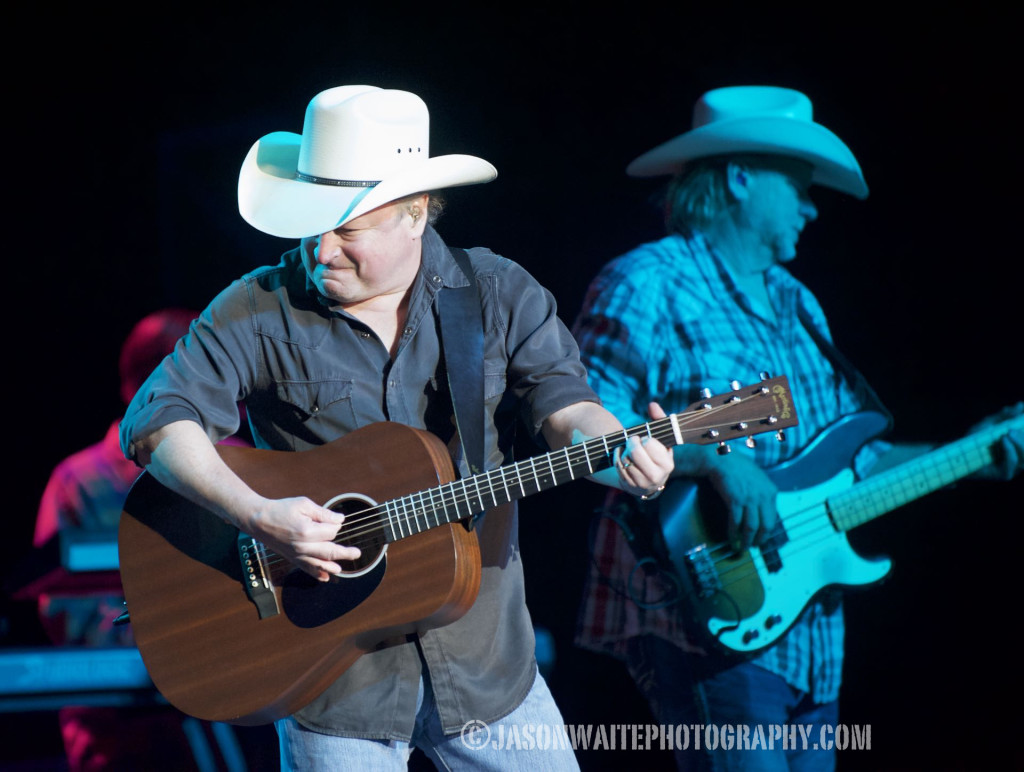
[759,371,771,380]
[700,387,713,399]
[727,381,742,402]
[745,436,757,448]
[716,442,731,455]
[775,429,787,442]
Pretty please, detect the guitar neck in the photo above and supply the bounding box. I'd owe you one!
[380,375,798,542]
[828,415,1024,532]
[383,417,680,541]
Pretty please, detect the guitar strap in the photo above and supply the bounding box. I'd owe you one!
[797,305,893,429]
[437,247,487,528]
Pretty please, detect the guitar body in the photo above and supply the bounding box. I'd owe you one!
[118,422,481,725]
[659,411,893,654]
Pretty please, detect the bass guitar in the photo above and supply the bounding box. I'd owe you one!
[659,409,1024,654]
[118,375,797,725]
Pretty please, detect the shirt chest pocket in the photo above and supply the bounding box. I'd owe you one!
[274,379,358,431]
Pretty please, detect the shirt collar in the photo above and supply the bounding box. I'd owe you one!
[420,225,470,290]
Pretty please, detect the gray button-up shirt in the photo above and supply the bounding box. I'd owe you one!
[120,226,598,739]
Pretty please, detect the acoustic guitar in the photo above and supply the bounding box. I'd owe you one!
[118,375,796,724]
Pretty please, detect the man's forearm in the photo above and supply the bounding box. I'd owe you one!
[136,419,265,528]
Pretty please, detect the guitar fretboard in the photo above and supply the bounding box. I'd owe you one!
[316,374,796,549]
[828,415,1023,532]
[382,417,681,540]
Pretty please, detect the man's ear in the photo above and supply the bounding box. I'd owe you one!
[726,161,751,201]
[408,193,430,236]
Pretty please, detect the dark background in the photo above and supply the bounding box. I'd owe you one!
[5,5,1021,770]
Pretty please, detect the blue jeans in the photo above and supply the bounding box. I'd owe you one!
[277,666,579,771]
[626,635,838,771]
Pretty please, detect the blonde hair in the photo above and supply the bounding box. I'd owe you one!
[663,159,732,234]
[662,154,781,234]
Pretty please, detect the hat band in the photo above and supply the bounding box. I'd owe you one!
[295,171,380,188]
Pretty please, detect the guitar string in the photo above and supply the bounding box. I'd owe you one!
[282,400,755,552]
[314,388,778,545]
[259,421,681,576]
[256,392,782,576]
[257,390,782,574]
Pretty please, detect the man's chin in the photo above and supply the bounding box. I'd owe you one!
[776,242,799,263]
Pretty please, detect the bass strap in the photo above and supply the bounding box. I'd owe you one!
[797,304,893,429]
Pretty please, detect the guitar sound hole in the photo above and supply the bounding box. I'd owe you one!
[327,493,388,575]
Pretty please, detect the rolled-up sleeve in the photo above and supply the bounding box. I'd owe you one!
[119,280,258,461]
[488,258,599,439]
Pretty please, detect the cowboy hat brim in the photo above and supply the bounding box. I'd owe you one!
[626,115,868,199]
[238,131,498,238]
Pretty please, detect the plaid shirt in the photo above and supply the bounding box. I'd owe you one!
[573,232,886,703]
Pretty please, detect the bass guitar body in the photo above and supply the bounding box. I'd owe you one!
[659,411,893,654]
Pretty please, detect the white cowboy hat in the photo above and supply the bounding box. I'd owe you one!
[626,86,868,199]
[238,85,498,238]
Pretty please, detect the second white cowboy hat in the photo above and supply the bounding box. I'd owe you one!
[626,86,868,199]
[238,85,498,238]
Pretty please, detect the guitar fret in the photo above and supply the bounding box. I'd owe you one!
[436,482,452,526]
[471,473,485,514]
[451,480,465,520]
[407,492,421,535]
[528,457,542,493]
[581,441,595,474]
[384,500,399,541]
[457,479,472,518]
[395,495,410,539]
[411,490,428,535]
[497,466,512,505]
[486,470,500,508]
[434,483,450,528]
[514,460,527,498]
[371,379,802,539]
[447,481,461,522]
[421,487,438,528]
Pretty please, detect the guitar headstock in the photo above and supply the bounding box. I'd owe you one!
[675,374,798,451]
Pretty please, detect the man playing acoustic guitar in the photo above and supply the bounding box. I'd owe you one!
[572,86,1023,771]
[118,85,673,770]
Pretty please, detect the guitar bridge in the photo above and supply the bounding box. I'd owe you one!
[238,534,280,619]
[684,544,722,598]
